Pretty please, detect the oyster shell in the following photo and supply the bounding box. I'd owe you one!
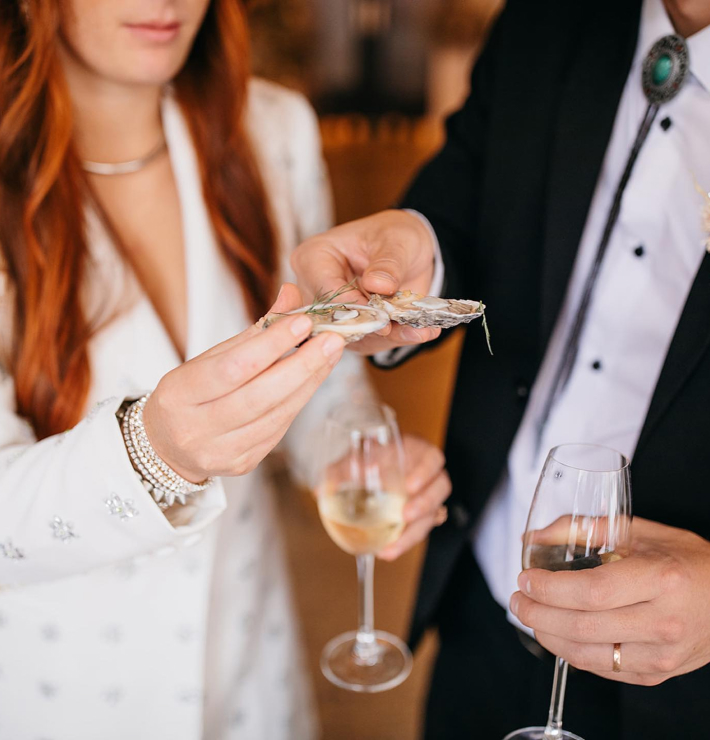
[368,290,484,329]
[262,303,389,343]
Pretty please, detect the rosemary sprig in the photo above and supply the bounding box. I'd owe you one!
[479,301,493,356]
[307,279,358,315]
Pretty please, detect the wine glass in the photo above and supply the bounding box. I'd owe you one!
[315,401,413,692]
[504,443,632,740]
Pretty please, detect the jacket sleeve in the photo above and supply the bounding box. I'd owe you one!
[276,91,377,488]
[0,370,227,588]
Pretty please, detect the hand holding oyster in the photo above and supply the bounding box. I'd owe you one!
[263,282,491,351]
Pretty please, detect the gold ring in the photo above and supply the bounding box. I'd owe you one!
[613,643,622,673]
[434,506,448,526]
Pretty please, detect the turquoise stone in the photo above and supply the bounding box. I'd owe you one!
[652,54,673,85]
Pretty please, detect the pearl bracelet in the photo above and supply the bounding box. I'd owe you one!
[120,394,213,509]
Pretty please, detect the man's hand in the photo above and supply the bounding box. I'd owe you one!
[378,435,451,561]
[291,210,442,355]
[510,518,710,686]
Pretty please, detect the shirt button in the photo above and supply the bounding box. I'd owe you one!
[660,116,672,131]
[516,382,530,399]
[634,245,645,257]
[591,360,603,371]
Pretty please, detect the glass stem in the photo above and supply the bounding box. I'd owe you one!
[353,554,379,665]
[544,657,569,740]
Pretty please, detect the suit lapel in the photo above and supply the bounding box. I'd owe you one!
[636,254,710,453]
[540,0,643,345]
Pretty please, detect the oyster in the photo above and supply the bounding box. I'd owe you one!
[263,303,389,343]
[368,290,484,329]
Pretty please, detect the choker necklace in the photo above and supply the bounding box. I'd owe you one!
[82,138,167,176]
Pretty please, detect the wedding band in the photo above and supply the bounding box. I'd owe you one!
[434,506,448,526]
[613,643,622,673]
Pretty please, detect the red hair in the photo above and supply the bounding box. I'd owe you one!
[0,0,277,439]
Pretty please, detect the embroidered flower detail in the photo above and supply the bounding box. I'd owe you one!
[104,493,139,521]
[0,539,25,560]
[41,624,60,642]
[102,687,124,705]
[38,682,58,699]
[84,396,118,423]
[50,517,77,543]
[4,447,28,469]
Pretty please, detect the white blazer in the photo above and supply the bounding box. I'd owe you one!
[0,79,369,740]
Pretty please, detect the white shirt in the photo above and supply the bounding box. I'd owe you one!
[474,0,710,625]
[0,80,370,740]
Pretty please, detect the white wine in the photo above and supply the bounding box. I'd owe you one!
[524,544,621,571]
[319,486,406,555]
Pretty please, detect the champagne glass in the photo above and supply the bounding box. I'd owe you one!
[504,443,632,740]
[315,401,413,692]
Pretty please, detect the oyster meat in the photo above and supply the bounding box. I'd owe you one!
[263,303,389,343]
[368,290,484,329]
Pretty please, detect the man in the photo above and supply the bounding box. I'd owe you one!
[293,0,710,737]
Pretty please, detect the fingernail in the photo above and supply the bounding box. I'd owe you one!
[510,593,519,616]
[322,333,345,358]
[518,573,531,595]
[290,316,312,337]
[369,270,396,284]
[402,327,423,342]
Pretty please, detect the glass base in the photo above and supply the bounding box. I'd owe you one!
[503,727,585,740]
[320,629,413,693]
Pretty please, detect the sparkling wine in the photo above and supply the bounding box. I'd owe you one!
[318,486,406,555]
[524,544,621,572]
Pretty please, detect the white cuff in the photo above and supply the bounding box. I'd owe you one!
[373,210,445,367]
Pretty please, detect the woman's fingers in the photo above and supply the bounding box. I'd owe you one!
[221,343,345,471]
[203,331,345,434]
[403,437,446,494]
[403,472,451,524]
[177,313,316,404]
[378,514,436,561]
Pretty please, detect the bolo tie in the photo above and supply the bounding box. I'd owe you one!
[534,34,691,452]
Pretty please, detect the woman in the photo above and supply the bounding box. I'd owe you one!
[0,1,452,738]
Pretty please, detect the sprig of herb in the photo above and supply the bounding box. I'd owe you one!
[307,279,358,316]
[479,301,493,356]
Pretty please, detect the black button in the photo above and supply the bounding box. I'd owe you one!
[660,117,672,131]
[592,360,602,371]
[516,383,529,399]
[451,504,470,529]
[634,245,645,257]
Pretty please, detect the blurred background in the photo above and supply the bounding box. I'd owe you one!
[247,1,503,737]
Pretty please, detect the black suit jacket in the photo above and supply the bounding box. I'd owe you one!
[401,0,710,653]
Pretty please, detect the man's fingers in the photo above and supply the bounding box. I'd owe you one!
[519,555,664,611]
[511,592,660,644]
[533,632,681,678]
[345,325,441,356]
[291,240,357,303]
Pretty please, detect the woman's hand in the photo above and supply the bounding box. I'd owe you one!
[378,435,451,561]
[143,284,345,482]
